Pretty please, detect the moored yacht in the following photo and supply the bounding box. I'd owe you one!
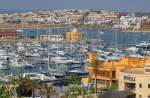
[23,72,56,81]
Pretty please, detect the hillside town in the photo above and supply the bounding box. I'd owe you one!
[0,9,150,31]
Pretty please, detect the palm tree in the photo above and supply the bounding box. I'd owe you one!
[16,76,41,98]
[27,79,41,98]
[92,60,100,93]
[26,79,41,98]
[88,52,101,93]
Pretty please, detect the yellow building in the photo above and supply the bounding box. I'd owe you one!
[86,52,150,88]
[39,35,64,42]
[119,65,150,98]
[64,28,84,42]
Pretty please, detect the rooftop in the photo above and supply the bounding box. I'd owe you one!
[122,67,150,75]
[123,68,145,74]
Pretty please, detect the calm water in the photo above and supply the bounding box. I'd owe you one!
[20,28,150,46]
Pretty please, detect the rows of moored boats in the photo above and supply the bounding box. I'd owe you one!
[1,40,150,83]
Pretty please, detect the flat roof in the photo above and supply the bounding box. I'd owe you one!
[121,68,150,75]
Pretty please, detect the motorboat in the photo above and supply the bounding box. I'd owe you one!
[35,57,49,64]
[125,47,138,52]
[32,41,41,47]
[25,52,40,57]
[0,75,8,83]
[23,73,56,81]
[17,42,25,52]
[56,51,66,56]
[22,62,34,69]
[136,41,150,47]
[50,56,81,64]
[67,69,88,76]
[48,68,66,77]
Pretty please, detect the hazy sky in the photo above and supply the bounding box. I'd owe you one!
[0,0,150,12]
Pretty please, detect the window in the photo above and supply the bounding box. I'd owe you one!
[97,80,105,84]
[145,69,150,72]
[112,71,115,78]
[124,82,135,90]
[148,84,150,88]
[139,84,142,88]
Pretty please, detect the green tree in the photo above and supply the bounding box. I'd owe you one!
[0,85,10,98]
[68,85,82,98]
[68,73,80,85]
[8,76,18,98]
[66,73,83,98]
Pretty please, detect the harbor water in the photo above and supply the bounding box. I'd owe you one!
[21,28,150,46]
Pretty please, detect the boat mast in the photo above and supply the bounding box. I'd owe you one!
[48,28,51,42]
[114,29,118,50]
[36,23,39,41]
[48,28,51,71]
[10,58,13,77]
[57,29,59,56]
[21,15,24,43]
[48,54,50,71]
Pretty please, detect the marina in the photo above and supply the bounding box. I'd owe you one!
[0,28,150,77]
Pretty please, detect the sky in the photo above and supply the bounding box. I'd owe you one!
[0,0,150,12]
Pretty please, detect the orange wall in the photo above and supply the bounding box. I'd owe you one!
[88,56,150,81]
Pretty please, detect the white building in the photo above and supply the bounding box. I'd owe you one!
[119,64,150,98]
[118,14,142,29]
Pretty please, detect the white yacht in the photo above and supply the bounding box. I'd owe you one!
[22,62,34,68]
[17,42,25,52]
[32,41,41,47]
[23,73,56,81]
[125,47,138,52]
[50,56,80,64]
[136,41,150,47]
